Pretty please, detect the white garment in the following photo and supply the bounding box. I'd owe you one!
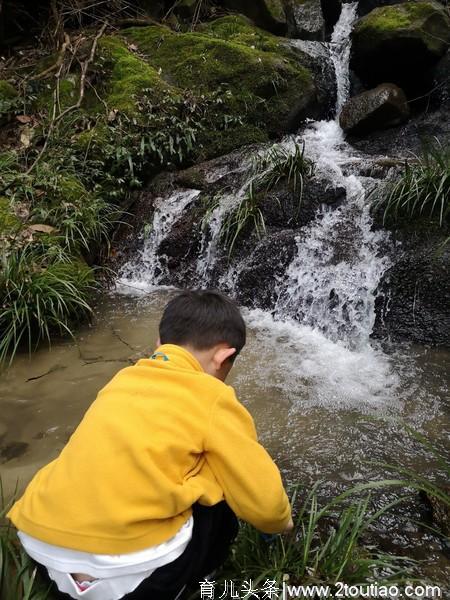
[18,516,193,600]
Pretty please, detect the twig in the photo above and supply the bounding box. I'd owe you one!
[24,23,107,177]
[30,32,71,81]
[55,22,108,124]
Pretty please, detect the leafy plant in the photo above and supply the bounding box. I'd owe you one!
[0,243,94,365]
[218,141,314,256]
[217,483,415,596]
[378,140,450,227]
[253,141,314,196]
[220,182,266,257]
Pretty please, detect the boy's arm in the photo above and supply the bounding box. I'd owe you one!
[204,388,292,533]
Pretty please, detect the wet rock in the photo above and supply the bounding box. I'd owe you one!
[430,49,450,107]
[221,0,287,34]
[421,487,450,535]
[373,231,450,346]
[349,105,450,156]
[234,229,298,308]
[260,178,346,228]
[1,441,29,462]
[287,39,337,117]
[340,83,410,136]
[351,1,450,98]
[287,0,326,40]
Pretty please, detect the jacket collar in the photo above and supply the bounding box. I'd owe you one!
[150,344,204,373]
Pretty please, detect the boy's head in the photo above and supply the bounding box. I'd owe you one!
[158,290,246,381]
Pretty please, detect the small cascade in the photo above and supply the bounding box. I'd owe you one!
[274,3,391,348]
[118,189,200,292]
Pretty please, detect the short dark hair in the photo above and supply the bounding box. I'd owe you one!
[159,289,246,357]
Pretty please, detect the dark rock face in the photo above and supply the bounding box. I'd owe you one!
[234,229,298,308]
[373,234,450,346]
[320,0,342,29]
[351,1,450,98]
[287,39,337,118]
[288,0,326,40]
[340,83,410,135]
[260,178,346,228]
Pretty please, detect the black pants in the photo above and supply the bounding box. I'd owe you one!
[38,502,239,600]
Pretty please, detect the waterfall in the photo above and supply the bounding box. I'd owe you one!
[273,3,391,348]
[118,189,200,292]
[117,2,391,351]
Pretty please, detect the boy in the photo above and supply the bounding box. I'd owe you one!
[8,290,292,600]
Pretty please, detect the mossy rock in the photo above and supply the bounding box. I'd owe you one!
[123,21,316,135]
[36,76,78,113]
[98,37,175,115]
[197,124,269,161]
[222,0,287,34]
[351,1,450,96]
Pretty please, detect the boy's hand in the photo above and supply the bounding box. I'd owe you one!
[282,517,294,534]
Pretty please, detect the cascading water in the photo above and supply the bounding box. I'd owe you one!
[274,3,391,348]
[117,1,398,407]
[118,189,200,291]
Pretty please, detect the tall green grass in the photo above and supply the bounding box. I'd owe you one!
[379,140,449,227]
[0,243,94,365]
[0,487,51,600]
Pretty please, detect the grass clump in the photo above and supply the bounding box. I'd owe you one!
[219,141,314,256]
[221,485,414,594]
[0,486,51,599]
[378,140,449,227]
[0,243,94,365]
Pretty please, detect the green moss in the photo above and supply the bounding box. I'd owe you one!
[355,1,450,54]
[265,0,286,22]
[0,197,21,237]
[0,81,18,101]
[36,76,78,112]
[198,124,269,160]
[98,37,174,115]
[199,14,282,53]
[123,23,314,133]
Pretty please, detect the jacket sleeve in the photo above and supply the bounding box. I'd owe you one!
[204,387,291,533]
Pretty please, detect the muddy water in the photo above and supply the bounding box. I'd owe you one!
[0,290,449,585]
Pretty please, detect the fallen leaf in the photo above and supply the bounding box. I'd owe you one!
[28,224,57,234]
[16,115,32,124]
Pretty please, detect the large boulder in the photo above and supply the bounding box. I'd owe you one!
[286,0,326,40]
[340,83,410,135]
[221,0,287,34]
[351,1,450,97]
[124,17,318,145]
[357,0,409,17]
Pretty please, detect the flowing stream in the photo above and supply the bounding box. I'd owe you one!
[1,1,449,588]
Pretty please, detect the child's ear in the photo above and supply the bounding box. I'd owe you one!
[213,347,236,369]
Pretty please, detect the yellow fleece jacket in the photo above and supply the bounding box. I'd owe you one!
[8,344,291,554]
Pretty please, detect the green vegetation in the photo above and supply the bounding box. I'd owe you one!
[378,141,449,228]
[219,141,314,256]
[353,1,450,55]
[0,243,94,365]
